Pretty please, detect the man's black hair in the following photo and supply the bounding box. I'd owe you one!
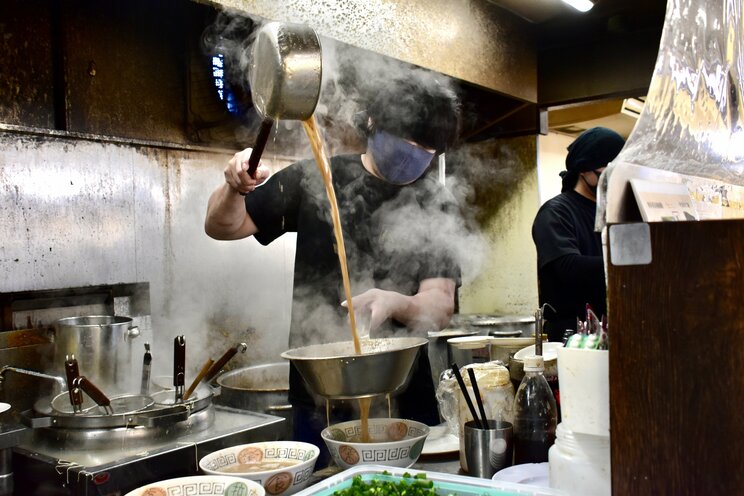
[357,72,461,153]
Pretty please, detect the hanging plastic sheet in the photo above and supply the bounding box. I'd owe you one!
[599,0,744,226]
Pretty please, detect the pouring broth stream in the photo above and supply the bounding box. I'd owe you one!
[302,116,371,441]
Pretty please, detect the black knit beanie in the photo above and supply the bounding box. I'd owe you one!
[560,127,625,192]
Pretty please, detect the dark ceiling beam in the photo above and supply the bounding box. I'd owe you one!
[464,103,543,141]
[538,28,662,107]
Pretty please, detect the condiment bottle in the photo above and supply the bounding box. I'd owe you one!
[512,355,557,464]
[549,423,611,496]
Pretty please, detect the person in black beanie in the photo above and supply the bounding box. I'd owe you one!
[531,127,625,341]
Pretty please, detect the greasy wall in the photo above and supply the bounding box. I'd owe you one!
[0,131,297,376]
[451,136,539,317]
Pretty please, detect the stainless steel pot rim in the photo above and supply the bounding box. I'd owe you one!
[24,402,211,431]
[216,381,288,392]
[48,392,156,416]
[216,363,289,391]
[55,315,133,326]
[49,392,99,415]
[281,337,428,360]
[150,385,213,410]
[469,315,535,326]
[29,405,215,448]
[427,328,479,338]
[488,329,523,337]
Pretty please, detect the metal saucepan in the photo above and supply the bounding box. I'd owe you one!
[215,362,292,439]
[244,21,322,176]
[508,342,563,386]
[215,362,290,413]
[281,337,427,399]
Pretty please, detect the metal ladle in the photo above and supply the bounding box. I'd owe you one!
[244,21,323,177]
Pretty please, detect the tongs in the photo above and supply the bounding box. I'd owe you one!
[64,355,84,414]
[65,354,114,415]
[182,342,248,401]
[73,375,114,415]
[140,342,152,396]
[204,342,248,383]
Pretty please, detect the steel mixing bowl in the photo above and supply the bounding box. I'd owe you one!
[280,337,427,399]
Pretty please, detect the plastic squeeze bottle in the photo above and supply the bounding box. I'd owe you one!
[512,355,558,464]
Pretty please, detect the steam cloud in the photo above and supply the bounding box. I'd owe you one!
[201,10,488,350]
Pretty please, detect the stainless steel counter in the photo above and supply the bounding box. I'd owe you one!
[413,455,462,476]
[12,406,285,495]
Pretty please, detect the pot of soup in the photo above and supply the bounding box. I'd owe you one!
[215,362,292,437]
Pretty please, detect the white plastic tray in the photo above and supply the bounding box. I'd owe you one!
[294,465,567,496]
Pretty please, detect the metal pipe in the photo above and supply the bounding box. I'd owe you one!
[0,366,67,392]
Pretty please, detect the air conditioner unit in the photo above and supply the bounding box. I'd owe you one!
[621,97,646,119]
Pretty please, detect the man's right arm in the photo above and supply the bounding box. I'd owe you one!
[204,148,269,240]
[204,183,259,240]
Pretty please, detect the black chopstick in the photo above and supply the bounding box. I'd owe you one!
[450,362,484,429]
[468,367,489,429]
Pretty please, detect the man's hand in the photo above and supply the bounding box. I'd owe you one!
[341,278,456,334]
[342,288,405,333]
[225,148,270,195]
[205,148,267,240]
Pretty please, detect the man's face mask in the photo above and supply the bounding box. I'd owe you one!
[368,131,435,185]
[582,169,602,196]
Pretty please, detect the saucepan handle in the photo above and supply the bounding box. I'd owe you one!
[246,120,274,178]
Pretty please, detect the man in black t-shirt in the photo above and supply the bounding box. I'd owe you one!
[532,127,625,342]
[205,73,462,465]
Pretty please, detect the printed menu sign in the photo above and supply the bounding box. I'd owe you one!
[630,178,699,222]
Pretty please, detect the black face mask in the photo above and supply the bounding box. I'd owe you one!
[582,170,601,196]
[368,131,435,185]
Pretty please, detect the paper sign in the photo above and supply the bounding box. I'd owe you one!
[630,178,699,222]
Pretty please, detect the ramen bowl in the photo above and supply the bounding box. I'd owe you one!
[321,418,430,470]
[281,337,427,399]
[124,475,263,496]
[199,441,320,496]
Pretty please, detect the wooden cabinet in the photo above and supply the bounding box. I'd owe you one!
[607,220,744,495]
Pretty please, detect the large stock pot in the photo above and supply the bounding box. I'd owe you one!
[50,315,140,393]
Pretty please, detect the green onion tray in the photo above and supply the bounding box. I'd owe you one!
[293,465,567,496]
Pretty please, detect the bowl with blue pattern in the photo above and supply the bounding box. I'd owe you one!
[321,418,430,470]
[199,441,319,496]
[125,475,264,496]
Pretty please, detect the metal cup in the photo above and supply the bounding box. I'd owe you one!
[464,419,513,478]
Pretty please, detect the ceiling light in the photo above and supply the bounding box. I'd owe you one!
[561,0,594,12]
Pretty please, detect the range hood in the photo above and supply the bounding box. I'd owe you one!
[198,0,537,104]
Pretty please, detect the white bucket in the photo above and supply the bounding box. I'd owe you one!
[556,348,609,436]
